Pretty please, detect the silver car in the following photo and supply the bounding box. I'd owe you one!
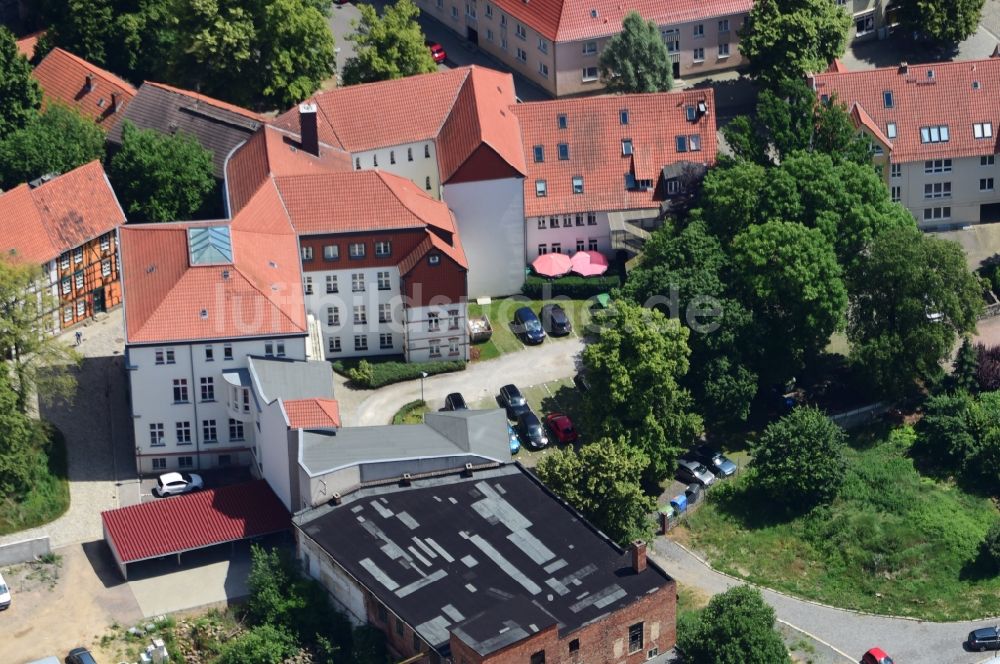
[676,459,716,487]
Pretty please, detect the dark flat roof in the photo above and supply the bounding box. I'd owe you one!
[297,465,671,657]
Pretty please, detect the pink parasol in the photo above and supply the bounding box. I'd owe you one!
[570,250,609,276]
[532,252,572,277]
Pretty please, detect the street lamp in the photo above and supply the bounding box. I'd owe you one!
[420,371,428,403]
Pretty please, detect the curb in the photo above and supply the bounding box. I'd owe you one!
[776,619,855,663]
[656,538,1000,625]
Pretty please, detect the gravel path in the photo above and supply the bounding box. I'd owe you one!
[347,338,585,426]
[654,538,1000,664]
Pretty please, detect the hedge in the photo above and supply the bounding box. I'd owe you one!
[522,273,622,299]
[332,358,466,389]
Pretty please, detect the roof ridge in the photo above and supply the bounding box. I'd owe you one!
[144,81,263,121]
[435,68,475,138]
[48,47,137,92]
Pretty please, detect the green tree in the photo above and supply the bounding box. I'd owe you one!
[0,26,42,140]
[535,438,656,546]
[751,406,847,509]
[676,585,790,664]
[982,520,1000,570]
[40,0,115,64]
[216,624,299,664]
[0,257,80,413]
[108,0,179,83]
[0,104,105,190]
[598,11,673,93]
[0,368,47,499]
[914,391,976,469]
[342,0,436,85]
[171,0,257,102]
[740,0,850,88]
[109,121,215,222]
[581,301,702,482]
[731,221,847,381]
[897,0,985,44]
[849,227,982,398]
[258,0,335,107]
[953,337,979,393]
[690,160,770,244]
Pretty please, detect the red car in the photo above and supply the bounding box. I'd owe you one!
[861,648,893,664]
[544,413,578,445]
[426,41,446,64]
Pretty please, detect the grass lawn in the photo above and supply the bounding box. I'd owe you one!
[682,425,1000,621]
[392,400,430,425]
[467,298,593,362]
[0,425,69,537]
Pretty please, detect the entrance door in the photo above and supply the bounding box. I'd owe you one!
[92,287,105,313]
[467,27,478,44]
[672,61,680,79]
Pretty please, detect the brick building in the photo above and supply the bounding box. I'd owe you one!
[295,464,677,664]
[0,160,126,330]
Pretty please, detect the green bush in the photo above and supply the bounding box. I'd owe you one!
[522,273,621,299]
[333,358,466,389]
[984,521,1000,569]
[216,624,298,664]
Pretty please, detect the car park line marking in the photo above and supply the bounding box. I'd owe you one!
[776,619,855,663]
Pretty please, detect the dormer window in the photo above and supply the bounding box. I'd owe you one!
[572,176,584,194]
[533,145,544,162]
[675,136,687,152]
[622,139,633,156]
[619,109,629,125]
[689,135,701,151]
[886,122,897,139]
[535,180,547,197]
[685,106,696,121]
[883,90,894,108]
[920,125,949,143]
[558,143,569,160]
[975,122,993,139]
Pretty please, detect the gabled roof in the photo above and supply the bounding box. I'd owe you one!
[106,81,264,178]
[284,398,341,430]
[0,160,126,265]
[32,47,136,128]
[513,88,716,216]
[488,0,752,43]
[120,180,307,345]
[812,57,1000,162]
[270,67,525,181]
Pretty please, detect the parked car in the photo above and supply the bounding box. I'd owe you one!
[675,459,715,487]
[512,306,546,345]
[544,413,578,445]
[444,392,468,411]
[0,570,10,609]
[66,648,99,664]
[539,303,572,336]
[689,445,738,478]
[968,626,1000,651]
[426,40,446,63]
[516,411,548,449]
[507,424,521,455]
[153,472,204,497]
[498,384,530,419]
[861,647,894,664]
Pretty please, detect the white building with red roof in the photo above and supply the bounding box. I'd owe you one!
[812,56,1000,229]
[413,0,750,96]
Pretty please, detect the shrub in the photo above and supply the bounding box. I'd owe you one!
[977,344,1000,392]
[334,358,466,389]
[676,585,790,664]
[983,520,1000,569]
[216,624,298,664]
[522,273,621,299]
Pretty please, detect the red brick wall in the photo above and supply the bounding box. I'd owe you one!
[446,144,524,185]
[365,591,435,662]
[402,254,467,307]
[450,581,677,664]
[299,229,427,272]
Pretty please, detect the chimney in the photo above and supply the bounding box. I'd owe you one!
[630,540,647,573]
[111,92,120,113]
[84,74,94,92]
[899,62,908,74]
[298,102,319,156]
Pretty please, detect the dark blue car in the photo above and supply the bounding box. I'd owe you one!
[512,306,546,345]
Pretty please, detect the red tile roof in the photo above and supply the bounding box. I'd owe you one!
[15,31,43,59]
[284,398,341,429]
[270,67,525,181]
[0,160,126,265]
[120,180,307,345]
[513,88,717,216]
[102,480,289,564]
[489,0,752,43]
[32,48,137,129]
[812,57,1000,163]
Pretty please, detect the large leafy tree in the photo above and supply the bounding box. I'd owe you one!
[0,257,79,413]
[258,0,334,107]
[740,0,851,88]
[535,438,656,546]
[751,406,847,510]
[677,585,790,664]
[342,0,436,85]
[581,301,702,482]
[107,0,180,83]
[0,104,105,190]
[109,121,215,222]
[953,337,979,393]
[171,0,257,101]
[38,0,115,64]
[849,227,983,398]
[897,0,985,44]
[0,26,42,140]
[731,221,847,381]
[0,367,49,499]
[598,11,673,93]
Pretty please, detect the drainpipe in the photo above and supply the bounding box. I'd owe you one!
[189,344,202,471]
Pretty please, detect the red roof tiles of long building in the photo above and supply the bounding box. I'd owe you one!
[812,57,1000,163]
[284,398,341,429]
[0,160,126,265]
[32,48,137,129]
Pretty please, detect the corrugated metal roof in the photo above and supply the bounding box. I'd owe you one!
[102,480,289,563]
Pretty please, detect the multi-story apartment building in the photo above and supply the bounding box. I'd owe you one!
[812,56,1000,230]
[837,0,898,42]
[0,160,126,330]
[513,88,717,259]
[271,66,527,298]
[32,47,136,130]
[414,0,750,96]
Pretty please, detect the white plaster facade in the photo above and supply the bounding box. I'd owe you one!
[526,211,609,261]
[405,302,469,362]
[890,155,1000,230]
[351,141,442,199]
